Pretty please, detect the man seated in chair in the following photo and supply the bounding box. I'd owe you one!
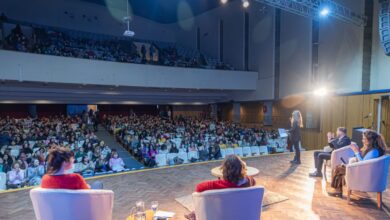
[309,127,351,178]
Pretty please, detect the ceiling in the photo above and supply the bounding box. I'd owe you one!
[81,0,225,24]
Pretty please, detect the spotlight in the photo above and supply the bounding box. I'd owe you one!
[221,0,228,4]
[319,7,330,17]
[242,0,249,8]
[313,88,328,96]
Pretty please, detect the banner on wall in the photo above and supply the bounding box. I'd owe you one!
[263,102,273,126]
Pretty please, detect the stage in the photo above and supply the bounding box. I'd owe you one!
[0,151,389,220]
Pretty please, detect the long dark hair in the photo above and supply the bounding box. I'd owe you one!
[46,147,74,174]
[362,130,388,158]
[221,155,246,184]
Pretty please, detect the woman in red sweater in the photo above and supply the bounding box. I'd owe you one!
[41,147,90,190]
[195,155,256,192]
[185,155,256,220]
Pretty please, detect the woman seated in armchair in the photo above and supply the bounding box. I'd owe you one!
[328,129,387,197]
[41,147,102,190]
[185,154,256,220]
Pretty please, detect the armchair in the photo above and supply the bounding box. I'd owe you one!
[345,155,390,209]
[192,186,265,220]
[331,146,355,170]
[30,187,114,220]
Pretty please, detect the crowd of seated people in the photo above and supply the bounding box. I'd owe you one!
[0,115,126,190]
[104,114,283,168]
[0,19,233,70]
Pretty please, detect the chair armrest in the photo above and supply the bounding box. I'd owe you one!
[346,156,390,192]
[331,146,354,170]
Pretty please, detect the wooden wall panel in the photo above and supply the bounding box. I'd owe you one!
[219,93,390,149]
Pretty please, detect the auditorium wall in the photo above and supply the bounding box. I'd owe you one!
[370,0,390,91]
[317,0,364,94]
[170,1,276,101]
[279,11,312,98]
[220,91,390,150]
[0,0,175,42]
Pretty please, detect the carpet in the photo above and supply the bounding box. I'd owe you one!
[175,190,288,212]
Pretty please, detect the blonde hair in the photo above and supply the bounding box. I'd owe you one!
[291,110,303,128]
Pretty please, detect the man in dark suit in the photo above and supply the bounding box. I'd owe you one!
[309,127,351,178]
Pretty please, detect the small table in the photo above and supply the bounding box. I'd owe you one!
[211,166,260,178]
[126,210,172,220]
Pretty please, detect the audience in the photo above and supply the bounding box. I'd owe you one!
[0,114,118,190]
[107,114,282,167]
[328,130,388,197]
[0,20,233,70]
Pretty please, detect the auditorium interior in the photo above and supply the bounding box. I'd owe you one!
[0,0,390,220]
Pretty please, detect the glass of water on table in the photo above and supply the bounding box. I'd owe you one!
[151,201,159,215]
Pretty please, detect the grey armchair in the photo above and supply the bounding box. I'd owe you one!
[331,146,355,170]
[345,155,390,209]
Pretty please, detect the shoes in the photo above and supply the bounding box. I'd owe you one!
[309,171,323,178]
[328,190,343,197]
[290,160,301,165]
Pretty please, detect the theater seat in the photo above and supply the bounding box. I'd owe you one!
[192,186,264,220]
[30,187,114,220]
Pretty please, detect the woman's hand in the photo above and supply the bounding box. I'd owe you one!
[350,142,359,153]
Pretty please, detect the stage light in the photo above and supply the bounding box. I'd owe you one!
[221,0,228,4]
[319,7,330,17]
[313,88,328,96]
[242,0,249,8]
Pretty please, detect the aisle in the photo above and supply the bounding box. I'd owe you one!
[95,125,144,170]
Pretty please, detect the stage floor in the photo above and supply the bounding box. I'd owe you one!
[0,151,389,220]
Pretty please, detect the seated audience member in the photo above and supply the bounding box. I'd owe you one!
[41,147,90,189]
[2,154,13,173]
[74,147,86,163]
[0,158,4,172]
[185,155,256,220]
[208,143,221,160]
[27,159,45,186]
[7,162,26,189]
[328,130,387,197]
[309,127,351,177]
[95,155,109,173]
[77,156,95,175]
[109,152,125,172]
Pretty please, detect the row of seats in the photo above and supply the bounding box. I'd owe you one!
[155,146,269,167]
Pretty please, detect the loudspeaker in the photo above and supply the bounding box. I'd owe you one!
[379,0,390,55]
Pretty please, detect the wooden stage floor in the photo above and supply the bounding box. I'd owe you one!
[0,151,389,220]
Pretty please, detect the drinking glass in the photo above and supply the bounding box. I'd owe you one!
[151,201,159,213]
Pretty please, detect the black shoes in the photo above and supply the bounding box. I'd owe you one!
[290,160,301,165]
[309,171,323,178]
[328,190,343,197]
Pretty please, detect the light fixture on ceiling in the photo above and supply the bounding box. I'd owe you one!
[221,0,228,4]
[242,0,250,8]
[319,6,331,17]
[123,0,135,37]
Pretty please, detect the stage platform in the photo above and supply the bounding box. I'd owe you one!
[0,151,389,220]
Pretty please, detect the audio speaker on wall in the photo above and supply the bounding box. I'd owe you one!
[379,0,390,55]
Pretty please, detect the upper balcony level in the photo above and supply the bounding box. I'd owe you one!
[0,19,235,71]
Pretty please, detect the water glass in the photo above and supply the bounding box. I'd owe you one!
[151,201,159,213]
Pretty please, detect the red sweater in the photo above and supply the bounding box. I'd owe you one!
[196,176,256,193]
[41,173,89,190]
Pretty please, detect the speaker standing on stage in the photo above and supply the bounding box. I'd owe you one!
[289,110,303,165]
